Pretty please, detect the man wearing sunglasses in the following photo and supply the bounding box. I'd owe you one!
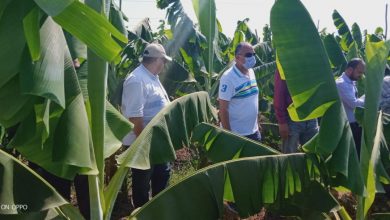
[218,42,261,142]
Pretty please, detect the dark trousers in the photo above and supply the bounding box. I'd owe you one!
[29,163,90,219]
[350,122,362,159]
[244,130,261,142]
[131,163,170,208]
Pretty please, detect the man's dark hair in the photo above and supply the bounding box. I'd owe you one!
[142,56,158,65]
[347,58,365,69]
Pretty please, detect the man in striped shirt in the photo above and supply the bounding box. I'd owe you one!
[218,42,261,141]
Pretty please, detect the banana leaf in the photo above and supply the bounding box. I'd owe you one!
[23,6,41,61]
[117,92,217,168]
[0,0,34,89]
[129,154,338,219]
[34,0,127,63]
[21,17,66,108]
[0,149,67,215]
[358,39,390,218]
[192,0,217,79]
[323,34,347,71]
[352,23,363,49]
[104,92,216,218]
[271,0,363,195]
[191,123,279,163]
[9,27,98,179]
[332,10,354,52]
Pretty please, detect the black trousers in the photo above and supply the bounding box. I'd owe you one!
[29,163,90,219]
[131,163,170,208]
[350,122,362,159]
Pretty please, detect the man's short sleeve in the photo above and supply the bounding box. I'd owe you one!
[121,79,145,118]
[219,76,234,101]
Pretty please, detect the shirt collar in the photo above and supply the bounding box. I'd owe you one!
[341,72,354,84]
[233,64,247,78]
[140,64,159,80]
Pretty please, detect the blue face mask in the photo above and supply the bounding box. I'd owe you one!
[243,55,256,69]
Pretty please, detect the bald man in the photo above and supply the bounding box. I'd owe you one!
[218,42,261,141]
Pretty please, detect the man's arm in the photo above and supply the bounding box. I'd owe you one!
[219,99,231,130]
[122,79,145,137]
[336,82,365,109]
[129,117,144,137]
[218,76,234,131]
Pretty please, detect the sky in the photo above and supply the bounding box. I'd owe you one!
[118,0,390,38]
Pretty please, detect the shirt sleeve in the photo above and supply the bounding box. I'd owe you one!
[121,79,145,118]
[218,75,234,101]
[273,70,290,124]
[380,77,390,109]
[336,81,365,109]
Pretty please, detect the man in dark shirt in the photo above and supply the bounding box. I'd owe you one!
[273,70,318,153]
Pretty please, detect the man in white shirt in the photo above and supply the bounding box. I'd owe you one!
[121,43,172,208]
[218,42,261,141]
[336,58,366,158]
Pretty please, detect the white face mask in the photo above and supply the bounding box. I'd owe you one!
[243,55,256,69]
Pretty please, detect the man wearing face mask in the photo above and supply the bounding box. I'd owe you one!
[218,42,261,141]
[121,43,172,208]
[336,58,366,158]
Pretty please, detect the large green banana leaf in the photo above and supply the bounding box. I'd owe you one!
[34,0,127,63]
[117,92,217,168]
[192,0,217,89]
[129,154,338,219]
[352,23,363,49]
[0,149,87,219]
[158,0,210,91]
[22,17,66,108]
[191,123,279,163]
[7,17,98,180]
[74,61,132,160]
[332,10,355,52]
[271,0,363,195]
[0,0,36,126]
[109,2,128,40]
[23,7,41,61]
[1,0,130,219]
[0,149,66,215]
[358,39,390,218]
[323,34,347,71]
[2,16,131,181]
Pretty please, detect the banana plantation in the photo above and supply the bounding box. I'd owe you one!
[1,0,390,219]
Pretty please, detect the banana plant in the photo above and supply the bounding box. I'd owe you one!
[192,0,218,92]
[325,11,362,77]
[0,0,135,219]
[127,3,389,218]
[323,34,347,75]
[272,0,365,194]
[357,39,390,219]
[128,0,390,219]
[226,18,260,61]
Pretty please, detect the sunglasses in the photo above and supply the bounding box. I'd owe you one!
[240,52,256,58]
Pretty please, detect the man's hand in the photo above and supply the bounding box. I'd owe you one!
[129,117,144,137]
[278,123,289,140]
